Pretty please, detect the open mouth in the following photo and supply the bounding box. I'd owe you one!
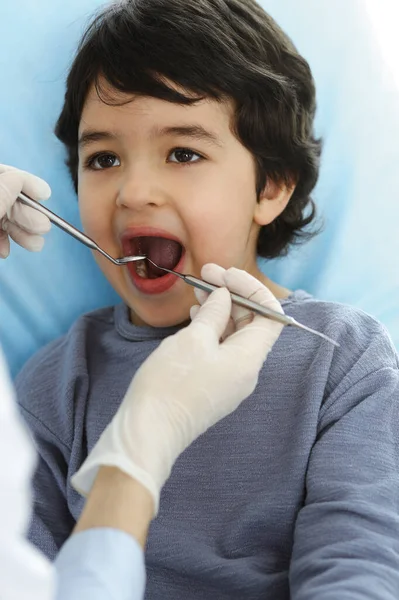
[128,236,183,279]
[121,230,186,295]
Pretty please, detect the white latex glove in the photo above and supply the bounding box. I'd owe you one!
[0,164,51,258]
[72,265,285,515]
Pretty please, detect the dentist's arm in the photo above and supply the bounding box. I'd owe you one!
[55,468,149,600]
[74,467,153,547]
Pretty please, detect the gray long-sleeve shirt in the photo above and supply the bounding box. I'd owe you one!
[16,290,399,599]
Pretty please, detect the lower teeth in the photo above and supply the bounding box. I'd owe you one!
[135,261,148,279]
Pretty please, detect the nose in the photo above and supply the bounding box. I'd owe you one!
[116,164,166,211]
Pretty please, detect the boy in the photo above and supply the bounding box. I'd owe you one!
[16,1,399,598]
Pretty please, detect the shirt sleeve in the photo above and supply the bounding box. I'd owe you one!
[54,528,146,600]
[289,326,399,598]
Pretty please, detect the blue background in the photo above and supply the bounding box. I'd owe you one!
[1,0,398,376]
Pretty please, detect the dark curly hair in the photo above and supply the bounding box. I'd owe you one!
[55,0,322,259]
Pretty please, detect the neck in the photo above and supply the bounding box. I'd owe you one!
[256,274,291,301]
[246,264,292,301]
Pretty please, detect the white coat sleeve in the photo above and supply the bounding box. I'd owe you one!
[0,347,55,600]
[54,528,146,600]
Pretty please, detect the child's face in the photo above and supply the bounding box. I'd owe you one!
[78,80,291,327]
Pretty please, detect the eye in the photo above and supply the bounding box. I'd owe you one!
[168,148,203,164]
[85,153,121,170]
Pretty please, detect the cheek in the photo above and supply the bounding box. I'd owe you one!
[182,170,256,256]
[78,181,114,239]
[78,180,122,285]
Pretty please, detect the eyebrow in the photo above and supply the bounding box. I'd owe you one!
[78,124,223,149]
[153,125,223,147]
[78,130,117,149]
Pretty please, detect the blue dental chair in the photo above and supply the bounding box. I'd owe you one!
[1,0,398,378]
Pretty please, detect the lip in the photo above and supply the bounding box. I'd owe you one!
[120,226,186,295]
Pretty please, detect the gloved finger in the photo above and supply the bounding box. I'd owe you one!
[194,263,226,305]
[219,315,236,342]
[3,221,45,252]
[189,305,200,320]
[194,269,237,340]
[221,268,284,365]
[190,286,232,344]
[0,165,51,201]
[201,263,255,331]
[226,318,283,375]
[9,202,51,235]
[0,231,10,258]
[191,300,236,341]
[0,170,51,234]
[0,171,24,217]
[200,263,226,287]
[224,267,284,314]
[193,287,209,305]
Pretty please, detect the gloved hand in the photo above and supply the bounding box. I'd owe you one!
[0,164,51,258]
[72,265,284,515]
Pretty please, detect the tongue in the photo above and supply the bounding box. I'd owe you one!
[136,237,182,278]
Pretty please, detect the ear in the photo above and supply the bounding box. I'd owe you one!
[253,178,296,226]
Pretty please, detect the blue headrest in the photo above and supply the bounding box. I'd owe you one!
[1,0,398,377]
